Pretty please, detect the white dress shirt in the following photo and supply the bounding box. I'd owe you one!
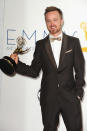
[49,32,63,67]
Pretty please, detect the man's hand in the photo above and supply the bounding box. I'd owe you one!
[77,96,81,100]
[10,53,19,64]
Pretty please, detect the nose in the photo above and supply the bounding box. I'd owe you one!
[50,21,54,26]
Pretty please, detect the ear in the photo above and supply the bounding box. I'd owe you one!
[61,19,64,26]
[61,19,64,28]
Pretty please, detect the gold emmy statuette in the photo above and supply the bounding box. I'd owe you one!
[0,36,30,75]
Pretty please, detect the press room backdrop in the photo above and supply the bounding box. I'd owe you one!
[0,0,87,131]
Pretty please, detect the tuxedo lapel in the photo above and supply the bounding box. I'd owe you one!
[58,33,68,69]
[45,36,57,69]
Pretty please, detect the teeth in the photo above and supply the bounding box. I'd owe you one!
[51,27,55,29]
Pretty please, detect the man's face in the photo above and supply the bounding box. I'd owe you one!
[45,11,63,36]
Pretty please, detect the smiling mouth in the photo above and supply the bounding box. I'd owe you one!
[50,25,56,28]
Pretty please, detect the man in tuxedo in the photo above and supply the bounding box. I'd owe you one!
[11,6,85,131]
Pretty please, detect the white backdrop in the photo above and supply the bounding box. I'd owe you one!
[0,0,87,131]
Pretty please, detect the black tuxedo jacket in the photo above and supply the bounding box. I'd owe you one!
[16,33,85,105]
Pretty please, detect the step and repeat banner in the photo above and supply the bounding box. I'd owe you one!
[0,0,87,131]
[0,0,4,129]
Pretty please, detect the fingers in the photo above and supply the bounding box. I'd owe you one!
[10,53,19,64]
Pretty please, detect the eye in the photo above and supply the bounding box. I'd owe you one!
[46,20,51,24]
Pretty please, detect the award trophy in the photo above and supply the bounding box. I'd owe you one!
[0,36,30,75]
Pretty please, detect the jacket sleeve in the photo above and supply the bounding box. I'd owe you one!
[73,38,85,99]
[15,41,42,78]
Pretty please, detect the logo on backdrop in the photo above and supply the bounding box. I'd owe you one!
[80,22,87,52]
[6,29,47,51]
[80,22,87,41]
[5,23,87,52]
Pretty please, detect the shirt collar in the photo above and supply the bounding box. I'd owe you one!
[49,32,63,42]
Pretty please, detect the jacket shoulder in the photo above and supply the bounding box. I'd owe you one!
[36,35,49,46]
[65,34,79,41]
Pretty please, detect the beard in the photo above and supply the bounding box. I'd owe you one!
[48,26,61,35]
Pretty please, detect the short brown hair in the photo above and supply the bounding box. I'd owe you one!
[44,6,63,19]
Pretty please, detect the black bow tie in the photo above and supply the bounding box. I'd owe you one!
[50,37,61,42]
